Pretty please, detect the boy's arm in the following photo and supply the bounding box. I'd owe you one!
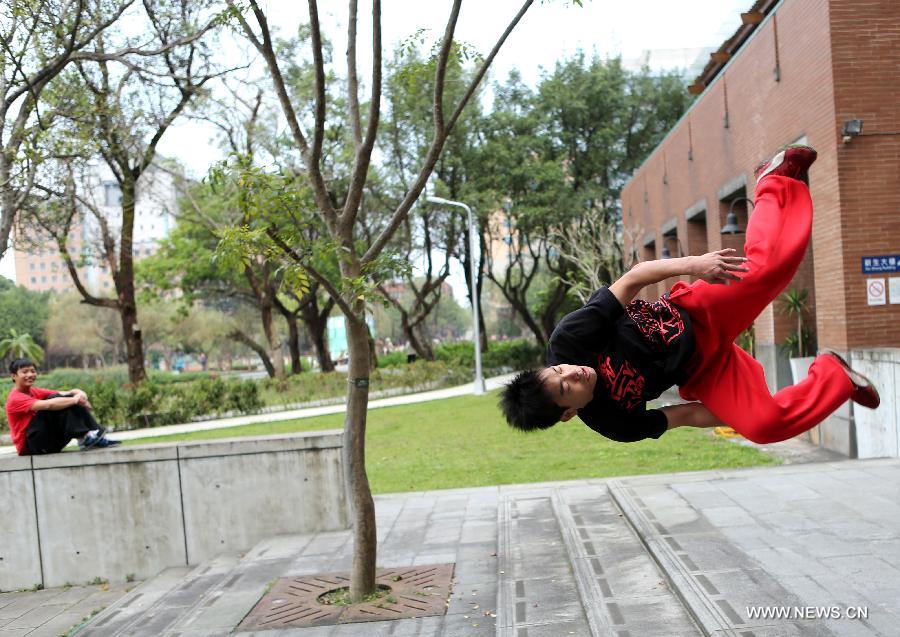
[608,249,749,308]
[660,402,721,430]
[32,395,82,412]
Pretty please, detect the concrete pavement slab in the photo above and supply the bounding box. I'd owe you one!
[12,455,896,636]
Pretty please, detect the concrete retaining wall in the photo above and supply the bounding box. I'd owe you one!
[809,348,900,458]
[853,348,900,459]
[0,431,349,591]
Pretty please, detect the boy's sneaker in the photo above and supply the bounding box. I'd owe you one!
[820,349,881,409]
[754,144,817,184]
[79,430,102,450]
[92,437,122,449]
[79,429,120,450]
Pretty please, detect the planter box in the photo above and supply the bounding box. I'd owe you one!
[789,356,816,384]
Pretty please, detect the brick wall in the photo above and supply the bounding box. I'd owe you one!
[623,0,899,354]
[829,0,900,349]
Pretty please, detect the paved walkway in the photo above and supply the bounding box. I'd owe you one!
[0,582,131,637]
[0,374,516,455]
[9,447,900,637]
[61,456,900,637]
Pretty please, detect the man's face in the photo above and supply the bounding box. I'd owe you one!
[11,366,37,389]
[540,363,596,417]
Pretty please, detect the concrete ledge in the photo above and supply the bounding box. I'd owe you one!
[853,347,899,458]
[0,430,349,591]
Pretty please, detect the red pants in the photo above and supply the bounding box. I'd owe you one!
[667,176,853,444]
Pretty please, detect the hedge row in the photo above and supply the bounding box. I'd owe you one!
[378,339,543,371]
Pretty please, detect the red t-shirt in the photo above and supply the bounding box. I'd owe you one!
[6,386,54,455]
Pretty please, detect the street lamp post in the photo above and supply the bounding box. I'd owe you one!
[426,196,486,395]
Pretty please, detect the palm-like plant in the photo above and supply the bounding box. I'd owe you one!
[0,328,44,365]
[779,288,812,357]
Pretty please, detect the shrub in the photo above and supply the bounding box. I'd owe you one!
[225,380,262,414]
[433,341,475,368]
[435,339,542,372]
[484,339,543,370]
[86,380,122,426]
[377,351,407,367]
[191,377,228,415]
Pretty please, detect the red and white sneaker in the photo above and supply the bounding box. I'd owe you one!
[754,144,817,184]
[820,349,880,409]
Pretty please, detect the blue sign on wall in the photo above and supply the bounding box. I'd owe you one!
[862,255,899,274]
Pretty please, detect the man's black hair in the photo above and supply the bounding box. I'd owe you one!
[499,368,566,432]
[9,358,35,375]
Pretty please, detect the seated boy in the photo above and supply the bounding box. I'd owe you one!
[499,145,879,443]
[6,358,120,455]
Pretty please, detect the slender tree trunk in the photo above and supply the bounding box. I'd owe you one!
[367,325,378,371]
[463,230,489,352]
[403,318,434,361]
[477,231,489,352]
[120,302,147,384]
[508,294,547,348]
[119,184,147,385]
[229,329,275,378]
[539,280,569,343]
[343,307,377,600]
[0,159,15,263]
[285,312,302,374]
[260,303,285,379]
[301,297,334,372]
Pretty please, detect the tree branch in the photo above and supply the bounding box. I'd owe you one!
[264,227,355,318]
[346,0,362,150]
[362,0,534,265]
[338,0,381,232]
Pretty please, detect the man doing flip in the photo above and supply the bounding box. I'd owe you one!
[500,146,880,443]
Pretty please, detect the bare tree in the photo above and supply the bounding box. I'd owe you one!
[549,209,645,305]
[375,209,460,360]
[483,212,573,347]
[0,0,216,262]
[27,0,224,385]
[229,0,540,600]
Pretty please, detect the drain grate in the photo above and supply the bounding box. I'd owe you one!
[238,563,455,630]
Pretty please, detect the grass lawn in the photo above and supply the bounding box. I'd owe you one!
[125,391,779,494]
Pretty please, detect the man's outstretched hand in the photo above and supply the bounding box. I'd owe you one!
[690,249,749,285]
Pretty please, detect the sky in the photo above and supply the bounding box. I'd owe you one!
[1,0,747,284]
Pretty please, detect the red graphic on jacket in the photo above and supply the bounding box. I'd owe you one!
[625,296,685,351]
[598,356,646,411]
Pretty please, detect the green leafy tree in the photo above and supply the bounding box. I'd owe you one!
[780,288,814,358]
[226,0,543,600]
[137,184,302,380]
[191,69,341,376]
[539,56,692,295]
[467,70,575,347]
[44,291,121,367]
[0,278,50,348]
[374,44,481,359]
[468,57,692,344]
[0,328,44,364]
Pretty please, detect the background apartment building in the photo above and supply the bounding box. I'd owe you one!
[13,162,178,293]
[621,0,899,457]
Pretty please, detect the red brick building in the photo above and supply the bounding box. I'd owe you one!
[621,0,899,456]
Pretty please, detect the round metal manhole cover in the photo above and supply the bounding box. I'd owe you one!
[238,563,455,630]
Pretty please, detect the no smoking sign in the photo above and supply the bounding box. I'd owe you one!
[866,278,886,306]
